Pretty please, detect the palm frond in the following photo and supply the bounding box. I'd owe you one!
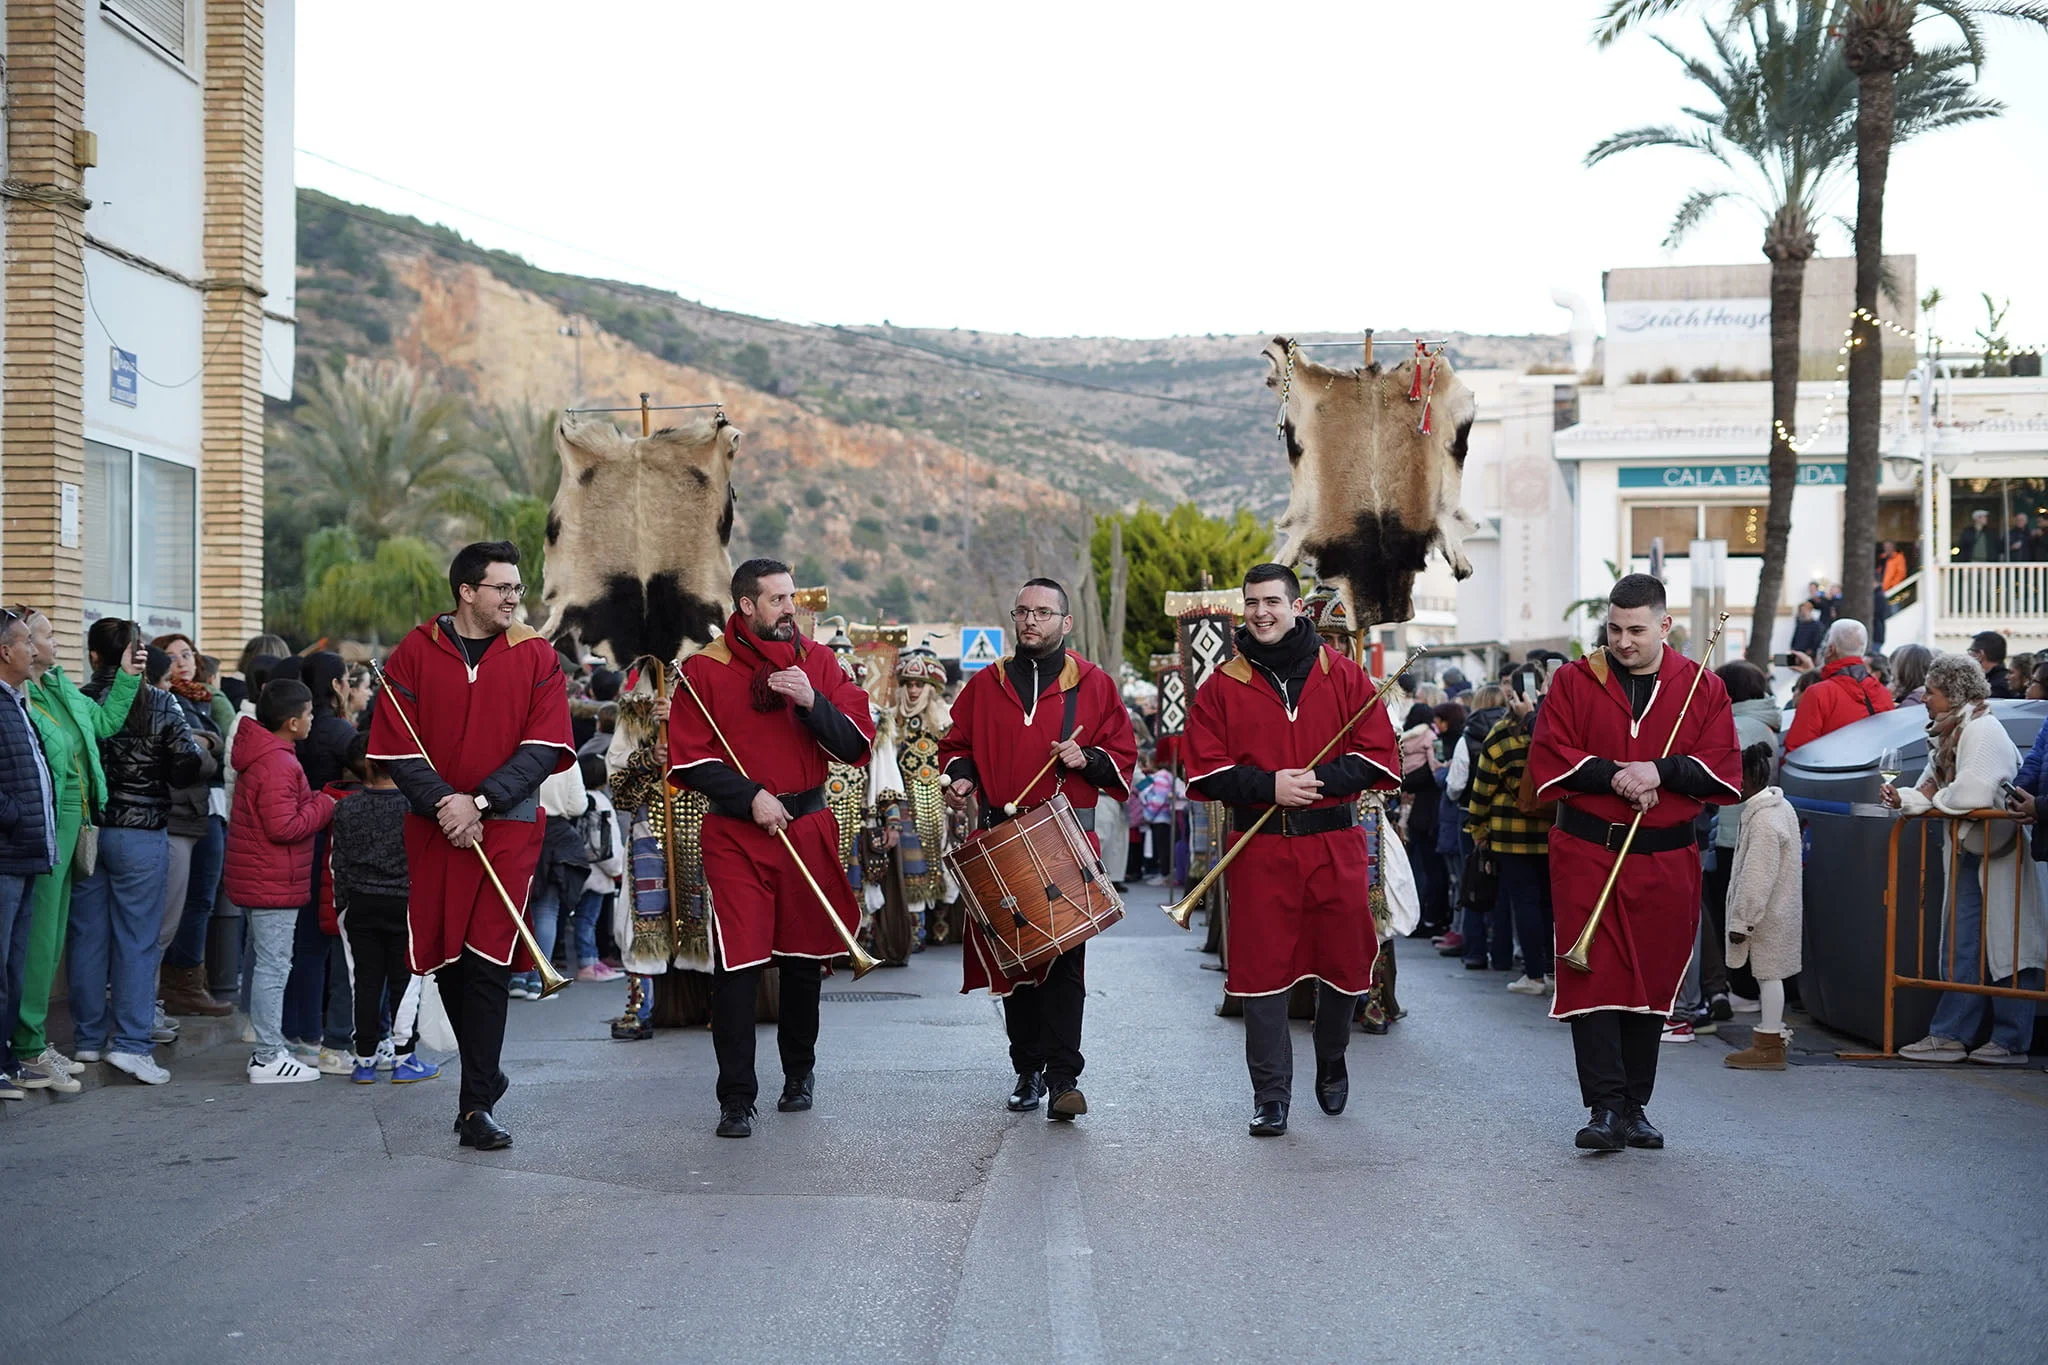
[1666,189,1733,247]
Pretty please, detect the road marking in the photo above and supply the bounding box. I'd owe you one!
[1041,1150,1107,1362]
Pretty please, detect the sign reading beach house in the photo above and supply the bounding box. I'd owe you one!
[1607,298,1772,341]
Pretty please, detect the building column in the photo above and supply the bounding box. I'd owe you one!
[199,0,267,654]
[0,0,90,665]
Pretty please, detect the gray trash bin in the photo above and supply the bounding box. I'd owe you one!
[1779,699,2047,1046]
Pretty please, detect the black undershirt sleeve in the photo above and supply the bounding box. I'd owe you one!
[795,693,868,765]
[1312,754,1378,801]
[1079,748,1122,792]
[476,743,561,812]
[943,755,979,788]
[1190,765,1277,806]
[386,758,458,818]
[672,760,763,820]
[1655,756,1728,799]
[1559,758,1622,795]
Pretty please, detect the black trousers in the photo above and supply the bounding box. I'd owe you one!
[711,958,823,1108]
[435,949,511,1116]
[1004,943,1085,1084]
[341,893,414,1059]
[1570,1009,1665,1112]
[1242,982,1354,1104]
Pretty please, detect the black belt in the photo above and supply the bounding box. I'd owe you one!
[1556,803,1694,855]
[714,785,826,822]
[1231,801,1358,838]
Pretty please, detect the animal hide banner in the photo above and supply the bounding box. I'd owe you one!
[537,413,741,670]
[1263,337,1480,629]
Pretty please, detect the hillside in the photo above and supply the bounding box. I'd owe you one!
[283,189,1571,620]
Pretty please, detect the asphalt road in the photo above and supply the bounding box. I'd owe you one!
[6,883,2046,1364]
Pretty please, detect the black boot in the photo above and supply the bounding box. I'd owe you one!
[1314,1056,1349,1115]
[716,1103,755,1138]
[777,1073,814,1112]
[1046,1080,1087,1122]
[1249,1100,1289,1137]
[1007,1070,1045,1112]
[456,1110,513,1151]
[1575,1107,1625,1152]
[1622,1103,1665,1149]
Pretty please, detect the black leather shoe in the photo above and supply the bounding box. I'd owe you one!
[777,1073,814,1112]
[1007,1071,1045,1112]
[456,1110,513,1151]
[1249,1100,1289,1136]
[452,1073,513,1133]
[1622,1104,1665,1149]
[1046,1082,1087,1121]
[1575,1107,1625,1152]
[1314,1056,1349,1115]
[716,1104,755,1138]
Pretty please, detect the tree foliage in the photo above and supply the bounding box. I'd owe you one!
[1090,504,1270,663]
[301,534,449,644]
[271,358,473,546]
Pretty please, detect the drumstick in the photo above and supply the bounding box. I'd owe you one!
[1003,722,1090,817]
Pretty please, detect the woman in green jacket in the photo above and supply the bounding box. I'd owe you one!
[13,609,142,1078]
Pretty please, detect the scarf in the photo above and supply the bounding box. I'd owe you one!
[1234,618,1321,706]
[726,612,805,712]
[169,678,214,708]
[1925,698,1987,791]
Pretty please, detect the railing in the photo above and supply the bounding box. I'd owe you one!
[1885,570,1919,612]
[1941,563,2048,621]
[1843,809,2048,1059]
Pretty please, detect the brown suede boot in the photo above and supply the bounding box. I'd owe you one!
[161,963,232,1018]
[1723,1027,1788,1071]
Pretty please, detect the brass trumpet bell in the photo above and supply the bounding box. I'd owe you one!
[847,941,880,980]
[1164,891,1201,931]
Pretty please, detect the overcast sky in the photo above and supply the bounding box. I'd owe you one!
[296,1,2048,347]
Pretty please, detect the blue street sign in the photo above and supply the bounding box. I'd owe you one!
[110,348,138,408]
[959,626,1004,673]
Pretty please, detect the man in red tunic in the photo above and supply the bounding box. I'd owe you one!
[1530,573,1740,1153]
[1183,565,1400,1137]
[368,541,575,1152]
[938,578,1137,1122]
[668,559,875,1138]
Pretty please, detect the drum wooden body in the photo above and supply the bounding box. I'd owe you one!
[944,794,1124,978]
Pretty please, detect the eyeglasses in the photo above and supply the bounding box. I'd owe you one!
[1010,607,1063,624]
[477,582,526,600]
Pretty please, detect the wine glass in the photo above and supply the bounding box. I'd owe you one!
[1877,746,1903,787]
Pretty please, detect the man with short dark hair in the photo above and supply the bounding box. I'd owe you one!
[1530,573,1740,1152]
[668,558,877,1137]
[369,541,575,1151]
[1184,565,1401,1136]
[938,577,1138,1122]
[1971,630,2014,698]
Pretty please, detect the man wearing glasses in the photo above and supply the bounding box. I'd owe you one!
[368,541,575,1151]
[938,579,1138,1121]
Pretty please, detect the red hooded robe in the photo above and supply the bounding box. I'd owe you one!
[366,620,575,974]
[1183,645,1400,997]
[1530,644,1741,1019]
[936,651,1138,996]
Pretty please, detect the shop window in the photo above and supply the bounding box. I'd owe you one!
[1629,504,1766,558]
[137,455,196,622]
[83,440,132,604]
[1950,477,2048,562]
[1703,505,1766,557]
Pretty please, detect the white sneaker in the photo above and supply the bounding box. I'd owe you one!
[1505,974,1551,996]
[1968,1042,2028,1066]
[1899,1034,1967,1063]
[239,1021,257,1044]
[106,1051,171,1085]
[374,1038,397,1071]
[151,1003,180,1044]
[248,1053,321,1084]
[72,1047,103,1063]
[288,1041,319,1064]
[315,1047,354,1076]
[35,1047,86,1076]
[1729,994,1762,1014]
[34,1065,82,1095]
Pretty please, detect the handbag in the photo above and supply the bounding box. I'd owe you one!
[73,823,99,880]
[413,974,458,1053]
[1374,805,1421,938]
[1460,848,1499,911]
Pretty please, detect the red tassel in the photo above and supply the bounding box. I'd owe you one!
[1417,354,1439,434]
[1407,341,1425,400]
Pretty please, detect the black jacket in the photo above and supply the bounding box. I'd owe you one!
[165,693,222,839]
[297,712,357,792]
[0,684,57,875]
[84,670,203,832]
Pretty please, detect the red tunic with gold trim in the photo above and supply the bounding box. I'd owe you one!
[667,629,876,970]
[1530,644,1741,1020]
[936,651,1138,996]
[1183,645,1400,997]
[367,620,575,974]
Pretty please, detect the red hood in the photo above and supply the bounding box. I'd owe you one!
[231,715,301,775]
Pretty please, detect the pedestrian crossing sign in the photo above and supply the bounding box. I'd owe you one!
[960,626,1004,673]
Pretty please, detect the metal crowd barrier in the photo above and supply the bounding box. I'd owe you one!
[1840,808,2048,1060]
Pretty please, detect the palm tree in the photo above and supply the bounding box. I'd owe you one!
[1587,3,1999,666]
[271,357,474,547]
[1596,0,2048,635]
[476,398,565,505]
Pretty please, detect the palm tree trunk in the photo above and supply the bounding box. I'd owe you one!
[1749,240,1812,668]
[1841,9,1912,643]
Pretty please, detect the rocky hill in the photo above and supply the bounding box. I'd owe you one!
[285,189,1570,621]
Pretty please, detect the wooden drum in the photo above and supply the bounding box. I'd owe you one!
[944,794,1125,978]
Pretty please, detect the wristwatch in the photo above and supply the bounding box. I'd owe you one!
[472,792,490,814]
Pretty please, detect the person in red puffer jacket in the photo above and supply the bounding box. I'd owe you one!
[1785,618,1894,753]
[224,680,336,1085]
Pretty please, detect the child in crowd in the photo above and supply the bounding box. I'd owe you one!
[512,752,590,1000]
[330,736,437,1084]
[224,680,336,1084]
[573,753,625,981]
[1723,742,1803,1070]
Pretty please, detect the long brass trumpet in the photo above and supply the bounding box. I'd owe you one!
[675,672,880,979]
[1558,612,1729,974]
[369,662,571,999]
[1166,646,1429,930]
